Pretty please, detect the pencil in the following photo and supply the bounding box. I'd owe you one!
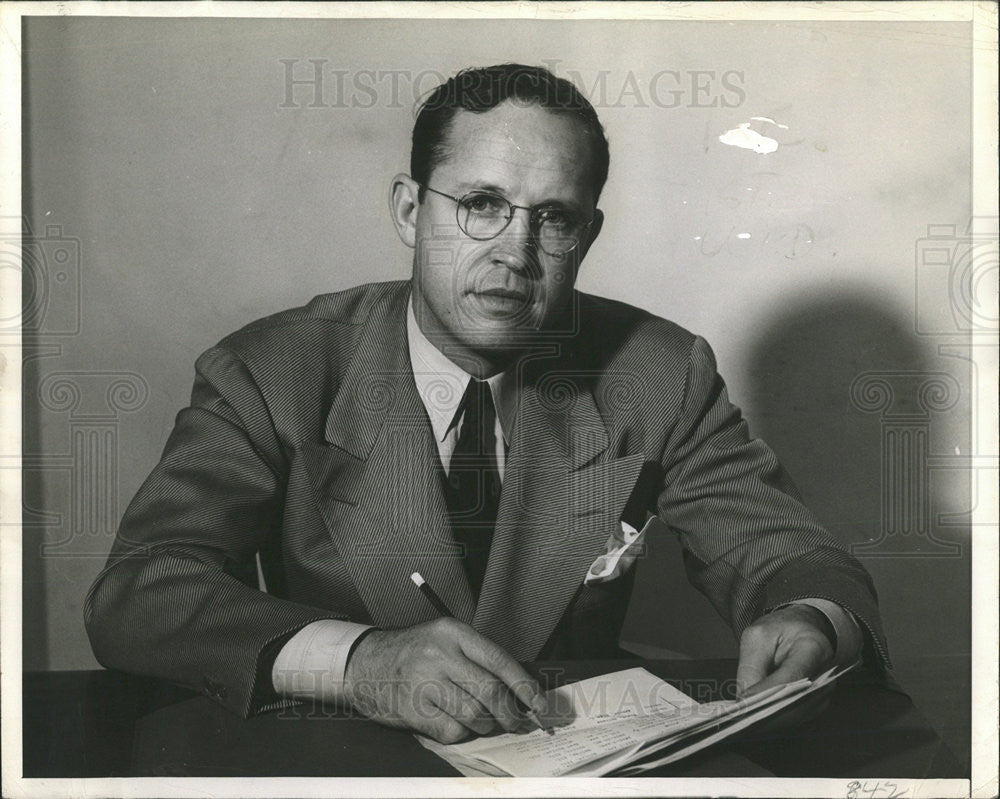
[409,571,553,735]
[410,571,453,617]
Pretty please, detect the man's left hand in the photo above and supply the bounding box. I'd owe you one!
[736,604,836,697]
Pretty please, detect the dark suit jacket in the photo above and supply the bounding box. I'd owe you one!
[85,281,888,717]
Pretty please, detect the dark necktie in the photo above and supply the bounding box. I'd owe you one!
[443,378,501,600]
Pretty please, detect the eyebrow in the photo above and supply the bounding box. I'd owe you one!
[454,181,585,214]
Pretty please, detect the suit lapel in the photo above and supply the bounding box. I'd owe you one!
[473,367,645,660]
[302,285,475,628]
[302,286,645,646]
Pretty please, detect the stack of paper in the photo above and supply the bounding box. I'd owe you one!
[418,665,846,777]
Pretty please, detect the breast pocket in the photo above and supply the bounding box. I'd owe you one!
[545,567,638,659]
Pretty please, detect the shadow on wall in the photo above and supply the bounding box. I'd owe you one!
[745,289,972,772]
[745,289,969,563]
[746,288,971,670]
[622,288,970,663]
[745,291,932,552]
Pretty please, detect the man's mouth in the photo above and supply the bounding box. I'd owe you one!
[472,287,531,302]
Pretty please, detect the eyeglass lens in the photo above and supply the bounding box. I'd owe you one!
[457,192,583,255]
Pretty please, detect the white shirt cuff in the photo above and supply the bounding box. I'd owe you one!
[271,619,373,703]
[789,597,863,667]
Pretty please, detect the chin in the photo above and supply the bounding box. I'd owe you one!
[450,326,532,365]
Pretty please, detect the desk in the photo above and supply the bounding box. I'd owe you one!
[22,659,964,778]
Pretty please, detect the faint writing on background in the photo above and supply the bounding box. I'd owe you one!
[692,171,815,261]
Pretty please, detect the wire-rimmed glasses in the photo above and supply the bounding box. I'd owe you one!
[419,182,594,257]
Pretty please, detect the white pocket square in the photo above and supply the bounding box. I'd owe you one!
[584,517,653,584]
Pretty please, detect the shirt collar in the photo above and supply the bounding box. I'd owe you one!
[406,297,515,445]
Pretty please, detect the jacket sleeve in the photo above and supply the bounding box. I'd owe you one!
[84,346,343,717]
[655,335,890,670]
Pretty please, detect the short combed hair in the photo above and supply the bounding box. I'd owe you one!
[411,64,610,204]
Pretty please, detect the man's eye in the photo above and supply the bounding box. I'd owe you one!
[463,194,506,215]
[537,208,577,230]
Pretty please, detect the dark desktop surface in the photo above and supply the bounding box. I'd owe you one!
[22,658,965,779]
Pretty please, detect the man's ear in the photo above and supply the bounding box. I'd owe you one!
[389,173,420,249]
[577,208,604,262]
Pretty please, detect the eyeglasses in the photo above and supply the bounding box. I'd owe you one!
[419,182,594,257]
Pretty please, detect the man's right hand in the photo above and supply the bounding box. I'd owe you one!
[343,617,547,743]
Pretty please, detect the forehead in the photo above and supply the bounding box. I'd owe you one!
[434,101,596,206]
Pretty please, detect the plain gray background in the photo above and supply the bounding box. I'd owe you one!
[21,17,975,767]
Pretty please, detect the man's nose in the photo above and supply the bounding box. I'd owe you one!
[490,208,538,274]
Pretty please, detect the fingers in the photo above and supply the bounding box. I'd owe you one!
[436,682,498,737]
[736,625,773,695]
[767,636,830,685]
[740,634,831,697]
[737,606,838,697]
[451,661,534,734]
[741,659,803,697]
[343,617,545,742]
[456,625,546,715]
[409,701,471,745]
[414,674,531,743]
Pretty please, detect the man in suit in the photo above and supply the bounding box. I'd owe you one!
[85,64,887,745]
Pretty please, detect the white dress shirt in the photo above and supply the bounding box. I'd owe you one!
[272,298,861,703]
